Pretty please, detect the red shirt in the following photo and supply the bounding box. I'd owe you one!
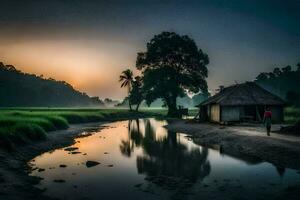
[264,111,272,118]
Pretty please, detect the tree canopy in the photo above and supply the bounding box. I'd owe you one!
[136,32,209,116]
[255,63,300,107]
[119,69,134,110]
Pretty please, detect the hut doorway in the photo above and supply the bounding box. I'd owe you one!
[242,105,264,122]
[198,105,209,121]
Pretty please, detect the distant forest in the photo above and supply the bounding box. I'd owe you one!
[255,63,300,106]
[0,62,104,107]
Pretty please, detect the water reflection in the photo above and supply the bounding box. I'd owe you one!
[29,118,300,200]
[122,119,210,188]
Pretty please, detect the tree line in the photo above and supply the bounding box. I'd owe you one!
[255,63,300,106]
[0,62,104,107]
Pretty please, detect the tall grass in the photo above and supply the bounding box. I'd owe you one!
[0,109,164,148]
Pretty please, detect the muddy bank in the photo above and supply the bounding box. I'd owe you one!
[0,122,106,200]
[165,120,300,170]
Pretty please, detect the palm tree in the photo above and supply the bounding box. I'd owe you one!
[119,69,133,110]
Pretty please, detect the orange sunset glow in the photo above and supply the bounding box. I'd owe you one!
[0,38,140,99]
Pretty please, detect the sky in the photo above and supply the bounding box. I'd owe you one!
[0,0,299,99]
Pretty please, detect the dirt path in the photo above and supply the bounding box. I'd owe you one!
[0,122,106,200]
[229,124,300,142]
[165,120,300,170]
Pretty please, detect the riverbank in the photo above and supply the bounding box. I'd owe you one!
[0,109,165,149]
[0,110,165,200]
[0,122,109,200]
[165,120,300,170]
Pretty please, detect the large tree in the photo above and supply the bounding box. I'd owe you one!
[136,32,209,116]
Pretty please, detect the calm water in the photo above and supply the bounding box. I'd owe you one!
[29,118,300,200]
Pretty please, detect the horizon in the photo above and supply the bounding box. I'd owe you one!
[0,0,299,99]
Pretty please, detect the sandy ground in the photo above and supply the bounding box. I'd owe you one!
[165,120,300,170]
[0,122,106,200]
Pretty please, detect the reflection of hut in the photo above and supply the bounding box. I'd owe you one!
[197,82,285,123]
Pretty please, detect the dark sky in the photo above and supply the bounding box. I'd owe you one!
[0,0,299,98]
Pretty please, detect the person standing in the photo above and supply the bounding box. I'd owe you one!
[263,107,272,136]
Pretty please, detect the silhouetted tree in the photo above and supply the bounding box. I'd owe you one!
[282,65,292,74]
[128,76,143,111]
[267,72,275,79]
[119,69,134,110]
[136,32,209,117]
[255,62,300,106]
[273,67,282,77]
[256,72,268,81]
[297,63,300,71]
[286,91,300,106]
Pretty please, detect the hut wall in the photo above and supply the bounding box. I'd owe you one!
[210,104,220,122]
[221,106,240,122]
[270,106,283,122]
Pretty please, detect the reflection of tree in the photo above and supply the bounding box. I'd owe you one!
[119,119,142,157]
[120,119,211,190]
[119,140,133,157]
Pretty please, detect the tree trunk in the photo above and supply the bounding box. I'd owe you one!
[135,101,141,111]
[166,95,179,117]
[129,100,132,111]
[127,84,132,111]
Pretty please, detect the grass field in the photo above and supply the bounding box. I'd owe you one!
[284,107,300,124]
[0,108,169,147]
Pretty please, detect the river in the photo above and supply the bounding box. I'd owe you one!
[29,118,300,200]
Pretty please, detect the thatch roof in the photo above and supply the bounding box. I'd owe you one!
[199,82,285,106]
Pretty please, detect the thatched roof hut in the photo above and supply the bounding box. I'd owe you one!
[197,82,285,123]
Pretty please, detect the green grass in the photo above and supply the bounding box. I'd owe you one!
[284,107,300,124]
[3,106,296,148]
[0,108,166,148]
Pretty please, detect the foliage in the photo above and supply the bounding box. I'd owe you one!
[286,91,300,107]
[0,62,104,107]
[255,62,300,106]
[119,69,133,93]
[284,107,300,124]
[136,32,209,116]
[119,69,134,110]
[0,109,165,148]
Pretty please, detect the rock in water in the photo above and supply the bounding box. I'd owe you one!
[64,147,79,152]
[86,161,100,168]
[69,151,81,154]
[54,179,66,183]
